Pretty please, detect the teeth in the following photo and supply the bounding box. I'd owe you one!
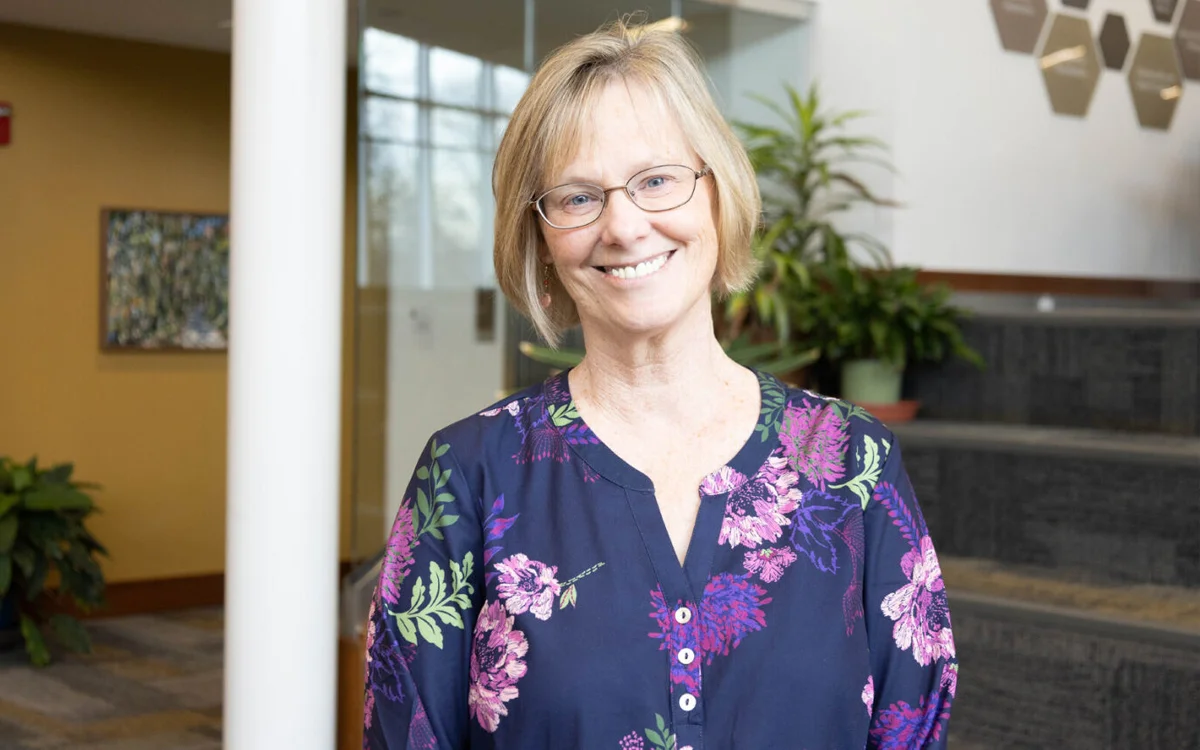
[606,253,669,280]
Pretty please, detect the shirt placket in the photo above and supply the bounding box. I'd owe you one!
[667,599,704,750]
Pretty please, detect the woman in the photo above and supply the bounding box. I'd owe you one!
[364,18,957,750]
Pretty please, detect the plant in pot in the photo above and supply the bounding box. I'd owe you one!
[0,456,107,665]
[797,263,983,421]
[724,81,898,389]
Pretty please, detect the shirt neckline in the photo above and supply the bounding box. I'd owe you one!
[544,366,786,493]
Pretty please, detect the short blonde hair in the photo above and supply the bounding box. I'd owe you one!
[492,17,762,347]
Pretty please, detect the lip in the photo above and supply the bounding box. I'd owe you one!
[592,250,675,274]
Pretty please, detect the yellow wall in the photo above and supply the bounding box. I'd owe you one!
[0,23,359,584]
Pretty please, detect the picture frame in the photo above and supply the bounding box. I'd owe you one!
[99,207,230,352]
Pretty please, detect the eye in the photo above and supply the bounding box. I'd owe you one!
[637,171,678,194]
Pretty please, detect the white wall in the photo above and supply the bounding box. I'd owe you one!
[810,0,1200,280]
[383,288,505,525]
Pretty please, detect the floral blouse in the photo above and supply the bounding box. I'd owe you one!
[364,369,957,750]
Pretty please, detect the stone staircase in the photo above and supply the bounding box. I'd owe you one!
[898,306,1200,749]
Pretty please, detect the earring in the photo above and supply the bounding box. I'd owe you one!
[539,264,552,309]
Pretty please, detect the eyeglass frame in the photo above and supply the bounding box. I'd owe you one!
[529,164,714,230]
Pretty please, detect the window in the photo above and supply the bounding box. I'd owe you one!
[360,27,530,290]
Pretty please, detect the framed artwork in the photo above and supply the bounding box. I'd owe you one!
[100,208,230,351]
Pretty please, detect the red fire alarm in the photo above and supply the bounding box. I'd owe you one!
[0,103,10,146]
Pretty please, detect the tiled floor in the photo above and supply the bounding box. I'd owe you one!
[0,608,223,750]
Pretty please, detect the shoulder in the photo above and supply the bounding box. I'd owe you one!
[775,382,898,500]
[429,379,551,467]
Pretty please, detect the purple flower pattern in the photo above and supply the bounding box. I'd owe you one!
[743,546,798,583]
[780,397,849,490]
[719,453,801,549]
[379,505,417,607]
[495,553,562,621]
[869,687,952,749]
[874,482,955,666]
[469,600,529,733]
[648,573,771,691]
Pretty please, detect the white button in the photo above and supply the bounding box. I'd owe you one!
[679,693,697,711]
[678,648,695,665]
[674,607,692,624]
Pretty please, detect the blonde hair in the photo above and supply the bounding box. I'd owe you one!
[492,17,762,347]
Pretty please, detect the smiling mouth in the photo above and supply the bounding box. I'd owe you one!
[596,251,675,280]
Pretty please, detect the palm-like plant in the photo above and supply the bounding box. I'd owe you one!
[726,82,898,345]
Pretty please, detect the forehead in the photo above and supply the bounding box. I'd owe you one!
[541,77,691,185]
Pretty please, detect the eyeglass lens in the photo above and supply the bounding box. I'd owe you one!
[536,165,702,229]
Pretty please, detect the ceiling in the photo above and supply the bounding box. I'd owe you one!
[0,0,742,69]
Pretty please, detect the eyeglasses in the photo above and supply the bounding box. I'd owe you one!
[531,164,713,230]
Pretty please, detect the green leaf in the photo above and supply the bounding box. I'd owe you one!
[416,616,444,649]
[646,729,665,746]
[394,613,417,645]
[428,561,447,602]
[13,545,36,579]
[0,494,19,517]
[409,575,427,611]
[416,489,431,520]
[11,468,32,492]
[49,614,92,653]
[24,558,48,600]
[20,614,50,666]
[416,466,430,481]
[437,469,452,489]
[0,514,17,554]
[435,514,459,528]
[433,441,450,459]
[434,493,455,505]
[559,583,577,609]
[0,554,11,596]
[656,714,667,733]
[24,486,93,512]
[44,463,74,484]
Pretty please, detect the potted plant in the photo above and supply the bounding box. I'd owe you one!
[0,456,107,665]
[725,81,897,367]
[796,263,983,420]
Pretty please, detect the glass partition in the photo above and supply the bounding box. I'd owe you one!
[349,0,813,568]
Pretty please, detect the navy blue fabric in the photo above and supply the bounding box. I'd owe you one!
[364,369,957,749]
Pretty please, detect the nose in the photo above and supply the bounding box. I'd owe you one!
[596,188,651,248]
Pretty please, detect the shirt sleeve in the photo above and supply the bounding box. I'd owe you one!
[364,434,485,750]
[862,433,958,749]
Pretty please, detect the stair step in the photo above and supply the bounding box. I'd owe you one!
[943,556,1200,636]
[892,420,1200,466]
[892,422,1200,589]
[945,568,1200,750]
[908,313,1200,436]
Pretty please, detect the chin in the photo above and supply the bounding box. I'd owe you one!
[599,296,703,339]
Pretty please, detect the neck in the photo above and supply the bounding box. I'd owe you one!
[570,300,744,425]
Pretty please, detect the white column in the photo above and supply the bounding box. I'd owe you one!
[225,1,346,748]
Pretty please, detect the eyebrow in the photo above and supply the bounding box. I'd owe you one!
[549,159,681,188]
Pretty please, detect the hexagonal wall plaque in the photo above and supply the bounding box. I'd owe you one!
[1040,14,1102,117]
[1099,13,1131,69]
[1063,0,1089,8]
[991,0,1049,54]
[1177,0,1200,80]
[1150,0,1180,23]
[1129,33,1184,129]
